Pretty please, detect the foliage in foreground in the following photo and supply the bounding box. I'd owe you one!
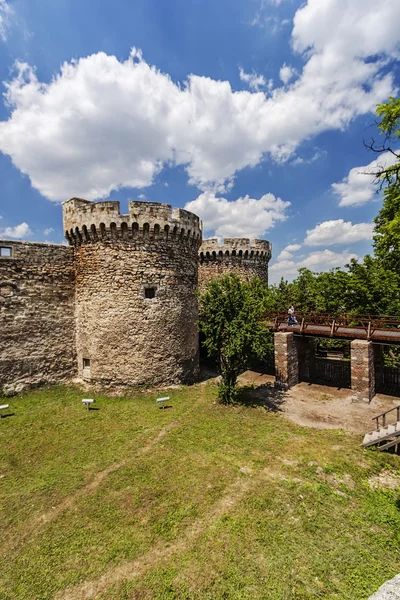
[1,384,400,600]
[199,274,271,403]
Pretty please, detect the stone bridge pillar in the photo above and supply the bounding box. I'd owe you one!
[350,339,375,403]
[274,332,299,389]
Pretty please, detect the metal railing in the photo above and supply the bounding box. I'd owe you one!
[263,313,400,341]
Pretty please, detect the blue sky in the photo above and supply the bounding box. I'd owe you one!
[0,0,399,282]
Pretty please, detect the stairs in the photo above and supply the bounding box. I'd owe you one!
[362,421,400,450]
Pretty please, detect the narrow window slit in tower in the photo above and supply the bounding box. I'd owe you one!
[144,287,156,299]
[0,247,12,257]
[83,358,91,368]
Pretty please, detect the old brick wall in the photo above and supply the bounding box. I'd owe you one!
[198,238,271,292]
[64,199,202,388]
[0,241,76,394]
[350,339,375,403]
[274,332,299,389]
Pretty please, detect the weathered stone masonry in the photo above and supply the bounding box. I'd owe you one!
[199,237,271,292]
[1,198,274,392]
[0,241,76,394]
[63,198,202,388]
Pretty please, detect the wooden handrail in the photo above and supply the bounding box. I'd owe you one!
[372,404,400,430]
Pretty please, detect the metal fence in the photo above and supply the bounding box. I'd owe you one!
[300,357,351,388]
[376,366,400,397]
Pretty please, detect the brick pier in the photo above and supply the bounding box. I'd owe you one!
[350,339,375,403]
[274,332,299,389]
[274,333,376,403]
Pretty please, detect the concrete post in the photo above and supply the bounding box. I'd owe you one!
[350,339,375,403]
[274,332,299,389]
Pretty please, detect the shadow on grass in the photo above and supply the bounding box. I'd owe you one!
[236,382,286,412]
[0,412,15,419]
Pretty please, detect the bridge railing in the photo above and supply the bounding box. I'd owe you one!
[262,313,400,340]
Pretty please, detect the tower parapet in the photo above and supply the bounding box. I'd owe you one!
[63,198,201,246]
[199,237,272,291]
[62,198,202,388]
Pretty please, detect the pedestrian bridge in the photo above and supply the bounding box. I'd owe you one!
[263,313,400,344]
[262,313,400,402]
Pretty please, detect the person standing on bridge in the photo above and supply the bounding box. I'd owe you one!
[288,305,298,326]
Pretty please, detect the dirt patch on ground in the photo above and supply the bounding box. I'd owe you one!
[237,370,400,434]
[369,469,400,491]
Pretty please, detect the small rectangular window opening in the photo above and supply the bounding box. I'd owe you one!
[144,287,156,299]
[0,247,12,257]
[83,358,91,368]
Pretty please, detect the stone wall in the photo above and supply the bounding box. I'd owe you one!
[198,238,271,292]
[0,240,76,394]
[63,198,202,388]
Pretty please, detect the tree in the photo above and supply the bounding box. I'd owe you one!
[198,274,269,404]
[373,183,400,273]
[365,96,400,187]
[345,255,400,315]
[365,96,400,275]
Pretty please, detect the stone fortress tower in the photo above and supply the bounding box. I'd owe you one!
[0,198,272,394]
[63,198,202,388]
[199,238,272,292]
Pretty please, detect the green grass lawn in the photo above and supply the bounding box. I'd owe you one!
[0,382,399,600]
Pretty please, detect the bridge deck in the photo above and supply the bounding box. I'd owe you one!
[264,321,400,344]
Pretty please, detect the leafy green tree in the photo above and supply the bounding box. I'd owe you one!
[291,268,319,312]
[366,96,400,274]
[313,269,350,314]
[345,255,400,315]
[373,183,400,273]
[374,96,400,185]
[265,268,350,315]
[366,96,400,187]
[198,274,269,404]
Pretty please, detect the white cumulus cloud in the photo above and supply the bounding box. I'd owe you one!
[332,151,399,207]
[304,219,374,246]
[285,243,302,252]
[0,222,32,239]
[276,243,302,261]
[44,227,54,236]
[239,67,270,92]
[185,191,290,238]
[269,248,358,283]
[279,64,297,85]
[0,0,399,201]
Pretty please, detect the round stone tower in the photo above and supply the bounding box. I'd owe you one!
[63,198,202,387]
[198,237,272,292]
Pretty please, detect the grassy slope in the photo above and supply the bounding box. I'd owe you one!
[0,383,399,600]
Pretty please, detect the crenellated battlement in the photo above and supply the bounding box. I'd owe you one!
[62,198,202,247]
[199,237,272,261]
